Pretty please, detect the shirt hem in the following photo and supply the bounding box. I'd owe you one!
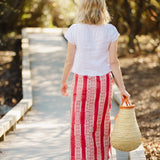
[71,70,112,76]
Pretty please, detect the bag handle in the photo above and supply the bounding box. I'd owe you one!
[120,97,134,109]
[121,96,131,106]
[115,97,134,121]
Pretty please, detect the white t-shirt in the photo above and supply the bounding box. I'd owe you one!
[64,23,120,76]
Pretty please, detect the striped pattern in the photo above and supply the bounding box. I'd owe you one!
[70,72,114,160]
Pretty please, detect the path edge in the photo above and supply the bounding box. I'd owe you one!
[0,28,33,141]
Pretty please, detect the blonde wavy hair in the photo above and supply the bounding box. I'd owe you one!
[76,0,111,25]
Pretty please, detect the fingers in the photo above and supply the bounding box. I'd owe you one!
[126,92,131,98]
[61,90,69,96]
[121,90,131,100]
[61,86,69,96]
[122,94,130,100]
[124,94,130,99]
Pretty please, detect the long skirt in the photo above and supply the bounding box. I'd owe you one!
[69,72,114,160]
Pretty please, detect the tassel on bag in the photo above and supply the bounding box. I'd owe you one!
[111,97,142,152]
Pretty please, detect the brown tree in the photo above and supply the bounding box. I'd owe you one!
[106,0,160,53]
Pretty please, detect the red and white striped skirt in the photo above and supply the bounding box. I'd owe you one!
[70,72,114,160]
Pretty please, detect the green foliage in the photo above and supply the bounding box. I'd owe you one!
[51,0,77,27]
[0,0,77,35]
[0,0,159,53]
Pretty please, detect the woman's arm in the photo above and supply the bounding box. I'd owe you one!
[61,42,76,96]
[109,40,130,99]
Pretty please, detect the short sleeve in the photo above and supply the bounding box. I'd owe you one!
[110,25,120,42]
[64,24,76,45]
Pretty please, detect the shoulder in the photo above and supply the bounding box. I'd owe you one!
[105,23,118,31]
[67,24,80,34]
[105,24,120,41]
[68,23,80,29]
[105,23,120,36]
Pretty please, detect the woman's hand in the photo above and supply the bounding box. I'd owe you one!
[120,88,130,100]
[61,82,69,96]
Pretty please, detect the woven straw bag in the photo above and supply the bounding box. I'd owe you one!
[111,97,142,152]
